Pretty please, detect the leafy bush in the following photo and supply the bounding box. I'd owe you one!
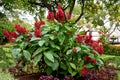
[0,46,14,69]
[103,43,120,56]
[0,72,15,80]
[3,4,103,79]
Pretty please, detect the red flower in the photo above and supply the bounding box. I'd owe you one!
[80,67,88,76]
[8,37,15,42]
[72,47,77,52]
[34,29,42,37]
[56,4,64,21]
[26,38,30,42]
[91,41,103,55]
[47,10,54,21]
[9,31,18,38]
[39,18,45,25]
[34,21,41,29]
[76,34,83,44]
[66,12,71,20]
[2,29,10,38]
[14,24,27,34]
[66,31,71,34]
[84,56,96,64]
[84,33,92,45]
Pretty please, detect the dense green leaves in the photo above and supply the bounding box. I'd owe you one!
[23,50,31,61]
[44,51,54,62]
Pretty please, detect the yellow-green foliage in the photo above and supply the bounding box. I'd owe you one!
[103,43,120,56]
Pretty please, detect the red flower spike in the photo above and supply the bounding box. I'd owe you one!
[84,56,97,64]
[47,10,54,21]
[40,18,45,25]
[80,67,89,76]
[56,4,64,21]
[7,37,15,42]
[66,12,71,20]
[14,24,27,34]
[2,29,10,38]
[91,41,103,55]
[34,21,41,29]
[9,31,18,38]
[76,34,83,44]
[34,29,42,37]
[72,47,77,53]
[85,33,92,45]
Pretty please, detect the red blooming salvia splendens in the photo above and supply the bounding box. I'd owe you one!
[2,29,16,42]
[84,33,93,45]
[34,29,42,37]
[76,34,83,44]
[47,10,54,21]
[39,18,45,25]
[34,21,41,29]
[56,3,64,21]
[80,67,89,76]
[84,56,97,64]
[2,29,10,38]
[92,41,103,55]
[9,31,18,38]
[14,24,27,34]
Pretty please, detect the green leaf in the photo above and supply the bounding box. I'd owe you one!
[33,48,42,57]
[71,72,77,76]
[85,63,94,68]
[60,62,67,70]
[44,57,59,70]
[66,49,72,55]
[23,50,31,61]
[46,67,53,75]
[33,54,42,66]
[38,40,45,46]
[11,47,22,59]
[58,32,65,45]
[50,42,60,50]
[30,37,41,42]
[76,47,81,52]
[70,62,76,70]
[55,25,59,31]
[44,51,54,62]
[51,59,59,70]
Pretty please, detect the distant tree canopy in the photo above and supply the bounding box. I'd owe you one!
[0,0,120,26]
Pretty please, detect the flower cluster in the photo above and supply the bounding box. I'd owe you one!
[2,29,17,42]
[47,3,71,24]
[75,30,103,55]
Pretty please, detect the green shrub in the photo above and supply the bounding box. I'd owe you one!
[0,46,14,69]
[103,43,120,56]
[0,72,16,80]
